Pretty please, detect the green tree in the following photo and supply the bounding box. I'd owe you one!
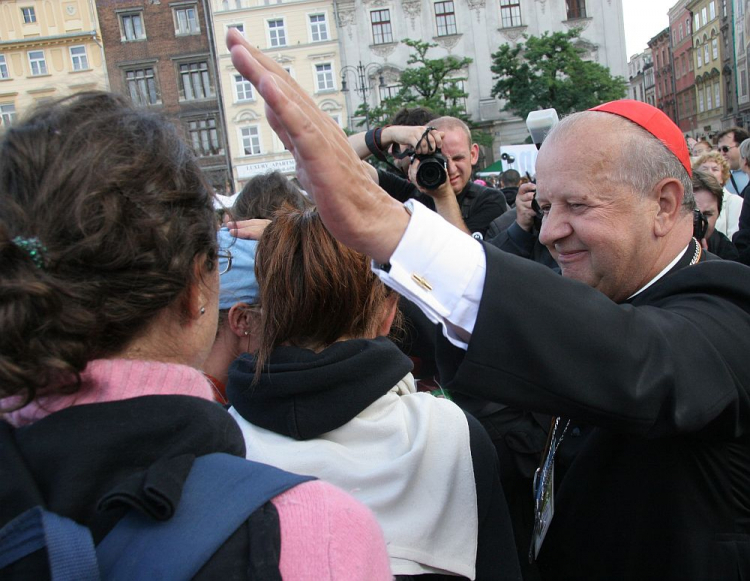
[490,29,627,120]
[356,39,492,146]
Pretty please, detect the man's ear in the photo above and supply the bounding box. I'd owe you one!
[470,143,480,166]
[227,303,258,338]
[653,177,685,237]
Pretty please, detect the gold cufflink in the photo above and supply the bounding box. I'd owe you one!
[411,273,432,291]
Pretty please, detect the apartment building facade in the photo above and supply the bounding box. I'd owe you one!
[628,49,652,103]
[732,0,750,127]
[669,0,697,134]
[333,0,628,155]
[95,0,231,190]
[210,0,347,192]
[650,28,677,123]
[0,0,108,130]
[687,0,725,136]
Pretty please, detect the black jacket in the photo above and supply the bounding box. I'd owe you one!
[0,396,279,580]
[449,239,750,580]
[377,169,508,237]
[227,337,522,581]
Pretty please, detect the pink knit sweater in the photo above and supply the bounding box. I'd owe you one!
[2,359,392,580]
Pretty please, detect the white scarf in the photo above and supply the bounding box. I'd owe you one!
[229,373,479,578]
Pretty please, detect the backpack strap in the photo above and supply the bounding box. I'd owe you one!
[0,506,100,581]
[96,453,315,580]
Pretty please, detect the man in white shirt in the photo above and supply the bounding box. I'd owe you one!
[228,31,750,580]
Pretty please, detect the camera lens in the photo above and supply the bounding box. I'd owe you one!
[416,157,447,189]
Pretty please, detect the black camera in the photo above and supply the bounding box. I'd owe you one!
[414,149,448,190]
[693,209,708,240]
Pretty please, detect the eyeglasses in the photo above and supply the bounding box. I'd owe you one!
[718,145,737,153]
[217,249,233,275]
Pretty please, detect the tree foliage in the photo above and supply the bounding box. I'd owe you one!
[354,39,491,146]
[490,29,627,120]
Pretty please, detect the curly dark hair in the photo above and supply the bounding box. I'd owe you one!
[0,92,218,408]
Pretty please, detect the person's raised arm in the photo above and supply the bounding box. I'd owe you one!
[227,29,408,264]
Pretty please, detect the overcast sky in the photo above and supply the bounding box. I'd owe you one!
[623,0,677,57]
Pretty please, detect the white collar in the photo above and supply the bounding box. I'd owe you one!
[628,242,691,300]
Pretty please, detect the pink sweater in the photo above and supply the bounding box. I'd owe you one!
[2,359,392,580]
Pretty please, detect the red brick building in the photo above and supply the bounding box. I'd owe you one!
[649,27,678,125]
[95,0,230,191]
[669,0,697,135]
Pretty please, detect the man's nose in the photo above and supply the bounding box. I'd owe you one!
[538,207,572,248]
[447,159,458,174]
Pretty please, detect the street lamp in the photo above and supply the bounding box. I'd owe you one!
[340,61,385,130]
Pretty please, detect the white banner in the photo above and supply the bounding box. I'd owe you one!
[236,157,297,179]
[498,145,539,179]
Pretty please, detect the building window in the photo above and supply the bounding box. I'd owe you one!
[125,67,160,106]
[267,19,286,47]
[28,50,47,76]
[21,7,36,23]
[715,82,721,107]
[309,14,329,42]
[0,55,9,80]
[120,12,146,41]
[500,0,522,27]
[240,126,261,155]
[228,23,245,36]
[697,44,703,67]
[371,10,393,45]
[69,46,89,71]
[709,1,716,20]
[178,61,214,100]
[742,69,748,97]
[701,7,707,26]
[712,38,718,60]
[174,6,200,35]
[679,23,683,40]
[566,0,586,19]
[686,18,691,33]
[694,13,700,30]
[0,103,16,128]
[435,1,457,36]
[315,63,334,91]
[698,88,704,112]
[187,117,223,157]
[706,85,713,109]
[704,44,710,64]
[234,74,254,101]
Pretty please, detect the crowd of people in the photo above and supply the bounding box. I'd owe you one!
[1,26,749,581]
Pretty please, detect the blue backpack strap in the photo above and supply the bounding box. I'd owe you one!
[96,453,315,580]
[0,506,100,581]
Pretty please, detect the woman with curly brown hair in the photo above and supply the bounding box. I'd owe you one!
[0,92,390,579]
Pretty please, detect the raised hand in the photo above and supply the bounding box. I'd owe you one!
[226,29,409,264]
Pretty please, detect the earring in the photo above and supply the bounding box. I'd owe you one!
[244,331,249,336]
[200,307,206,315]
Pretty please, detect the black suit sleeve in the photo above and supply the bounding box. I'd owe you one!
[449,244,750,439]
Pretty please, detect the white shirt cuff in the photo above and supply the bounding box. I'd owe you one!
[373,200,486,350]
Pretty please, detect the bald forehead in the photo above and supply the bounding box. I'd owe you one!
[432,117,472,147]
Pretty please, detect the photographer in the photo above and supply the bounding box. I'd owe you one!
[349,117,507,239]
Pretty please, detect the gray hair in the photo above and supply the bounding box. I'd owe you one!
[739,138,750,164]
[547,111,695,212]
